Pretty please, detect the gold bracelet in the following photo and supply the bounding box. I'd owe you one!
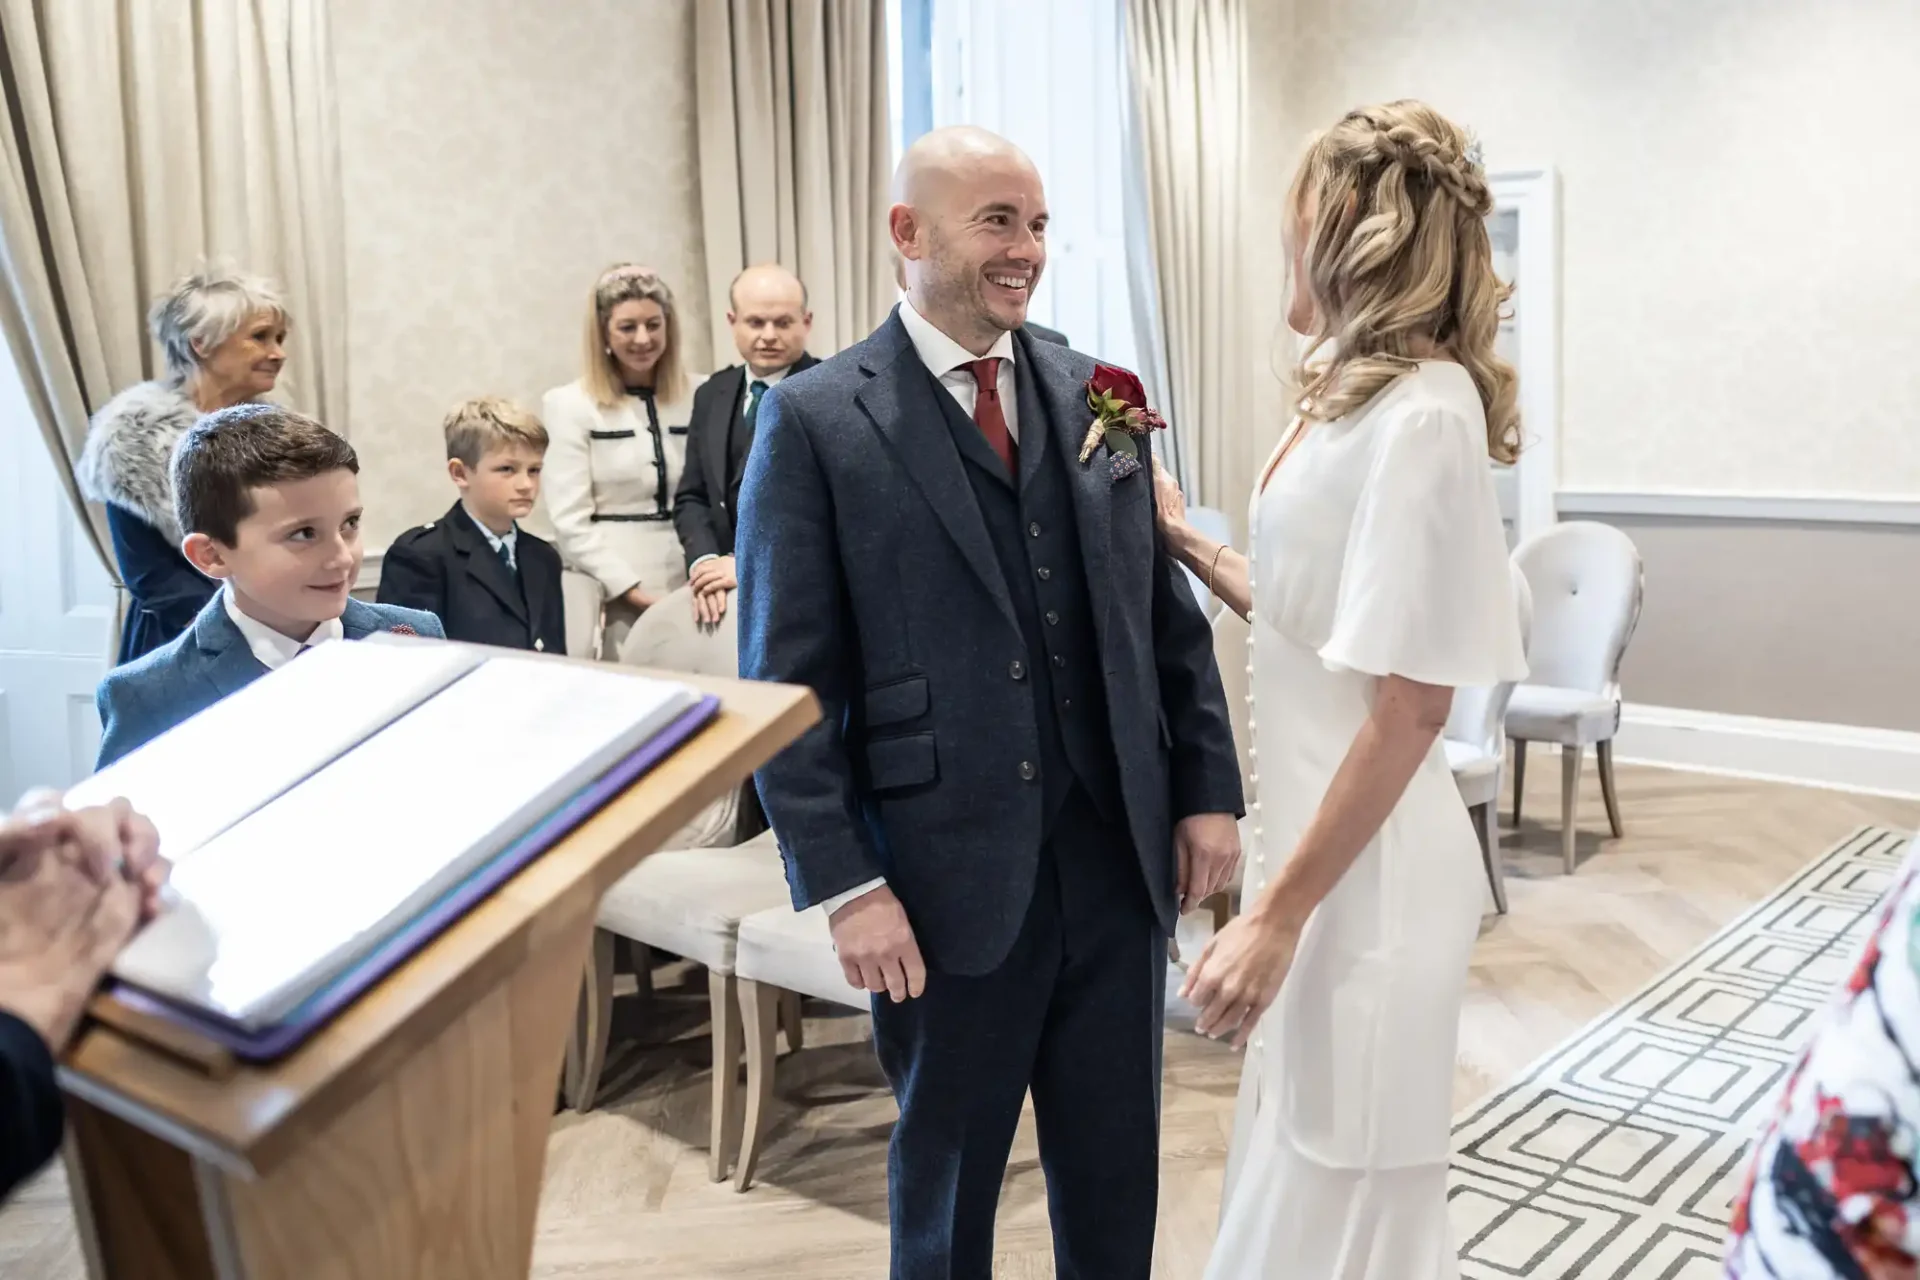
[1206,542,1227,597]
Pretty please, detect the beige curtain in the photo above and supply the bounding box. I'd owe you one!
[0,0,346,584]
[695,0,893,359]
[1123,0,1247,512]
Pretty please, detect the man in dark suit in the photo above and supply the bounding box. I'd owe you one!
[674,264,820,627]
[737,126,1242,1278]
[379,396,566,656]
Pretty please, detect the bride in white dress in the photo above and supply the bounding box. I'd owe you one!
[1156,99,1528,1278]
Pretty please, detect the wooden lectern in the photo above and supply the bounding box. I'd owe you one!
[55,670,818,1280]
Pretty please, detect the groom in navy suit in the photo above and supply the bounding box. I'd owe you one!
[737,127,1243,1278]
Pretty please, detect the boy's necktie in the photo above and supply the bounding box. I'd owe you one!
[496,541,513,572]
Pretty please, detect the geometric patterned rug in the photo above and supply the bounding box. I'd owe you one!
[1447,825,1912,1279]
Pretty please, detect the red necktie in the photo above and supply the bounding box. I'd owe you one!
[966,358,1017,475]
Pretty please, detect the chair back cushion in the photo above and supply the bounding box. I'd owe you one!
[1444,568,1534,757]
[1511,521,1641,693]
[617,584,739,675]
[618,583,751,843]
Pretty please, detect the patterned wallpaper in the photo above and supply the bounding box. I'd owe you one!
[1240,0,1920,500]
[331,0,710,547]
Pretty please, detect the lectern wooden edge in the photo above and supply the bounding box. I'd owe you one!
[55,668,819,1280]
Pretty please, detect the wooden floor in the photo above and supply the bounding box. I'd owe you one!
[4,761,1915,1279]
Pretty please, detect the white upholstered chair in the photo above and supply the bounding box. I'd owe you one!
[1445,572,1534,914]
[568,584,798,1183]
[1505,522,1645,874]
[729,905,869,1191]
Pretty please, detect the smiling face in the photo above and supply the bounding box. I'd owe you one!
[185,469,364,640]
[198,309,288,403]
[605,298,667,387]
[893,132,1048,355]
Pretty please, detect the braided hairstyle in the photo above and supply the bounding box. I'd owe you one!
[1283,99,1519,463]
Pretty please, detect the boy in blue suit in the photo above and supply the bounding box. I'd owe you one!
[95,403,443,769]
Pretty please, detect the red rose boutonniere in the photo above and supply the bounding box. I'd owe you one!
[1078,364,1166,480]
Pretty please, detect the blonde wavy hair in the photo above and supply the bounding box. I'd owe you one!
[581,264,688,408]
[1285,100,1519,463]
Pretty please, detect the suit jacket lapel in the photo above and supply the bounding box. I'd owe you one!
[1021,333,1112,636]
[854,317,1021,635]
[444,504,528,623]
[193,597,268,698]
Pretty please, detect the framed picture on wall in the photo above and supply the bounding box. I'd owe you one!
[1486,167,1561,548]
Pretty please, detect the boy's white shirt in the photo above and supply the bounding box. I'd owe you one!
[222,583,343,670]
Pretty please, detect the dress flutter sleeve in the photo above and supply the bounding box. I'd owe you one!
[1317,404,1529,688]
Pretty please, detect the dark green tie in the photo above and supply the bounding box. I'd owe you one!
[496,540,513,572]
[743,379,769,436]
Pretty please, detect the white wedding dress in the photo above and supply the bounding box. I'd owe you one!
[1206,362,1527,1279]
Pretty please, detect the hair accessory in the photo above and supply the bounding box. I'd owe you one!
[1464,134,1485,171]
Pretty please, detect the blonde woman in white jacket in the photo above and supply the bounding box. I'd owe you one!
[543,264,704,657]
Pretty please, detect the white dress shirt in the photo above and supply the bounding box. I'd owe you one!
[464,503,519,570]
[897,298,1021,441]
[736,361,792,417]
[819,302,1021,919]
[223,583,343,671]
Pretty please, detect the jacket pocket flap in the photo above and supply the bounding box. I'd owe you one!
[865,732,937,791]
[864,676,929,728]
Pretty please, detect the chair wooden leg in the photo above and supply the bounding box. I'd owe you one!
[1473,801,1507,915]
[735,979,781,1193]
[1208,891,1233,933]
[708,969,745,1183]
[1597,739,1624,838]
[777,989,805,1054]
[1560,745,1583,874]
[1510,739,1528,826]
[567,928,617,1111]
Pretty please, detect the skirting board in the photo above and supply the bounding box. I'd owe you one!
[1613,703,1920,800]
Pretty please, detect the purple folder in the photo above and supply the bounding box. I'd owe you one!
[105,694,722,1063]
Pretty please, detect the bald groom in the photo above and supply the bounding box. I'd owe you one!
[738,127,1243,1278]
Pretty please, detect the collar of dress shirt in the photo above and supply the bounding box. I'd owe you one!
[898,297,1017,381]
[462,503,517,561]
[222,582,344,671]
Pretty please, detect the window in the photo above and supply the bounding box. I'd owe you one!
[889,0,1142,371]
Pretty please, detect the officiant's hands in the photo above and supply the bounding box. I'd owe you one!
[7,792,167,920]
[0,797,161,1051]
[1175,812,1241,915]
[828,885,927,1002]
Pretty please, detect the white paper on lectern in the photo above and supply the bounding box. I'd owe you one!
[110,655,702,1028]
[67,639,484,862]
